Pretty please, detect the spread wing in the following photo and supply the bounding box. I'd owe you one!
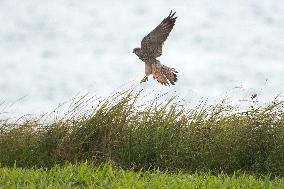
[141,10,177,58]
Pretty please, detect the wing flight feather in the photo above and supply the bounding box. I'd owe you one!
[141,10,177,58]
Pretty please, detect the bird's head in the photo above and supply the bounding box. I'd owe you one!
[132,47,142,56]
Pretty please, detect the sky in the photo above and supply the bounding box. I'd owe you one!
[0,0,283,116]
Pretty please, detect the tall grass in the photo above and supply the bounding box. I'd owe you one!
[0,90,284,176]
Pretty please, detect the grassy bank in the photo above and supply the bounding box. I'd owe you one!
[1,163,283,188]
[0,90,284,176]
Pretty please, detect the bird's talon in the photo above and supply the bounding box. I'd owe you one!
[140,76,148,84]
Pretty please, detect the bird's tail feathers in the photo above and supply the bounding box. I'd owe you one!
[152,62,178,86]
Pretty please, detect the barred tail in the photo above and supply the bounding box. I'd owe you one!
[152,61,178,86]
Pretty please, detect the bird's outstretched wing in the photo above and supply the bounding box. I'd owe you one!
[141,10,177,58]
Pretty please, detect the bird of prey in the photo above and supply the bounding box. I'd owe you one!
[133,10,178,86]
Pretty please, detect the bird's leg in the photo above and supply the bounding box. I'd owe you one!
[140,75,148,83]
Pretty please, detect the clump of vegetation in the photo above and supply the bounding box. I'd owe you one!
[1,162,284,188]
[0,90,284,176]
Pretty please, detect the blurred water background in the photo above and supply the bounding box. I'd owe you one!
[0,0,284,116]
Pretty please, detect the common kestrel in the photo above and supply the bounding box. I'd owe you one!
[133,10,178,86]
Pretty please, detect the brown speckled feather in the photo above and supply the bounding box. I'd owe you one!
[141,10,177,58]
[152,60,178,86]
